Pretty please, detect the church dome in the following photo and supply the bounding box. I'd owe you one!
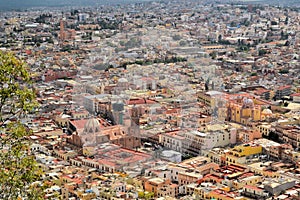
[262,109,272,115]
[242,98,254,108]
[118,77,129,83]
[84,118,100,134]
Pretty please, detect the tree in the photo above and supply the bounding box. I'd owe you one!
[218,34,222,42]
[179,40,187,46]
[230,21,237,27]
[209,51,217,59]
[172,34,181,41]
[279,69,289,74]
[138,191,145,198]
[0,51,45,199]
[271,21,278,25]
[144,192,154,200]
[258,49,267,56]
[285,16,289,25]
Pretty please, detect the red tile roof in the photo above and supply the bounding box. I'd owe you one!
[291,93,300,97]
[278,85,291,91]
[70,119,88,130]
[244,185,263,191]
[127,98,157,105]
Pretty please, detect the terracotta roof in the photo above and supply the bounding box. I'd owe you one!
[254,88,270,95]
[127,98,157,105]
[244,185,263,191]
[70,119,88,130]
[291,93,300,97]
[278,85,291,90]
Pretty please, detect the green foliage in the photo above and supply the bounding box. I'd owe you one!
[243,20,250,27]
[279,69,289,74]
[209,51,217,59]
[138,191,145,198]
[35,13,52,24]
[172,34,182,41]
[179,40,187,46]
[230,21,237,27]
[285,16,289,25]
[145,192,154,200]
[0,51,44,199]
[271,21,278,25]
[126,178,134,185]
[280,30,288,40]
[138,191,154,200]
[263,131,280,143]
[237,45,249,52]
[98,19,120,30]
[258,49,267,56]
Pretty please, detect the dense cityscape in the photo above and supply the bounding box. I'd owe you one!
[0,0,300,199]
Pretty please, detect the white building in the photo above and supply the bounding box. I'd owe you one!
[160,150,182,163]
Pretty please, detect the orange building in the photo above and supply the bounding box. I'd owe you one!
[144,177,171,197]
[238,129,262,143]
[178,171,203,185]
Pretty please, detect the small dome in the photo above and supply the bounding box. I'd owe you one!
[84,118,100,134]
[262,109,272,115]
[118,77,128,83]
[242,98,254,108]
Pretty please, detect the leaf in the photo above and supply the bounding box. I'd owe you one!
[0,51,45,199]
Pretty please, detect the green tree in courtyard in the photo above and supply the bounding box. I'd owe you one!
[0,51,45,199]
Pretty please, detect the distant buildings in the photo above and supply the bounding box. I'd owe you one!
[1,1,300,199]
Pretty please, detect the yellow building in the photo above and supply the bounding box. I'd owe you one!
[193,185,210,199]
[296,86,300,93]
[198,91,225,107]
[77,191,96,200]
[206,148,225,165]
[225,154,246,165]
[199,92,266,125]
[232,144,262,157]
[228,97,262,124]
[232,175,262,190]
[225,144,262,165]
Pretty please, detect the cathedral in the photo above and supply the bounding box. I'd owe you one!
[67,117,141,150]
